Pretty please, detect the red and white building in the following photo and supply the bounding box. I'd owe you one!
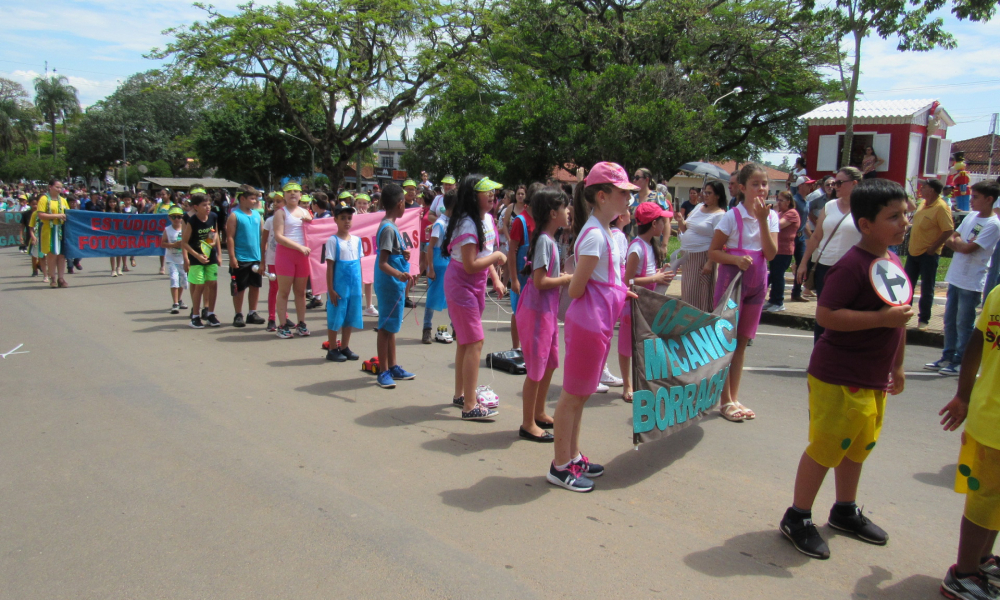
[802,99,956,194]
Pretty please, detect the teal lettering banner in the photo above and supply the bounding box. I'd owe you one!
[0,212,24,248]
[631,274,741,444]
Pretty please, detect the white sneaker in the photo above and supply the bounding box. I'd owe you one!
[476,385,500,409]
[363,305,379,317]
[595,383,610,393]
[600,366,623,387]
[765,303,786,313]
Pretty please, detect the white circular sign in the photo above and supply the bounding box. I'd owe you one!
[869,258,912,306]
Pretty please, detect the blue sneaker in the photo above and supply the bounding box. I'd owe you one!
[389,365,415,380]
[939,363,960,376]
[376,371,396,389]
[924,358,948,371]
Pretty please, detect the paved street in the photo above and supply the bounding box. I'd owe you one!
[0,250,969,599]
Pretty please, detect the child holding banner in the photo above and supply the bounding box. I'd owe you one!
[261,192,291,332]
[779,178,913,560]
[707,163,779,422]
[373,184,417,389]
[273,182,314,339]
[162,206,189,314]
[353,193,378,318]
[442,175,507,419]
[547,162,635,493]
[422,189,454,344]
[619,203,676,403]
[515,187,571,442]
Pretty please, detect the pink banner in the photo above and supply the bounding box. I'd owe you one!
[303,207,422,295]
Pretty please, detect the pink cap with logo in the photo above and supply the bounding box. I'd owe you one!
[584,162,639,191]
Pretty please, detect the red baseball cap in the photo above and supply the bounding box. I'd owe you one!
[635,202,673,225]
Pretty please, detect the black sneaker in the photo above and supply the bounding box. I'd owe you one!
[233,313,245,328]
[452,395,465,407]
[779,507,830,559]
[546,462,594,493]
[828,504,888,545]
[284,319,296,329]
[206,313,221,327]
[941,565,1000,600]
[326,348,347,362]
[404,297,415,308]
[246,311,266,325]
[266,319,277,332]
[307,297,323,309]
[572,454,604,478]
[178,301,188,310]
[170,303,180,314]
[340,346,359,361]
[189,315,205,329]
[201,308,208,320]
[461,403,498,421]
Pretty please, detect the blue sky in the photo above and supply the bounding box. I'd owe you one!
[2,0,998,165]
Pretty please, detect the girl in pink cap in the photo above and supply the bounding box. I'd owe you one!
[618,202,676,403]
[443,175,508,421]
[547,162,636,493]
[708,162,779,422]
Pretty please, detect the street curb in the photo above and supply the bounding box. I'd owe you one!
[758,311,944,348]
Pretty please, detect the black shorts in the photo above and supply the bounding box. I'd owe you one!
[231,261,262,293]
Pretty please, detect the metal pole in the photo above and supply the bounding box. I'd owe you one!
[122,124,127,189]
[989,113,998,178]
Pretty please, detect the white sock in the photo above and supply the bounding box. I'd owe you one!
[572,453,583,463]
[555,460,573,470]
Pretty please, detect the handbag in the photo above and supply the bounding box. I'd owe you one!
[805,210,850,290]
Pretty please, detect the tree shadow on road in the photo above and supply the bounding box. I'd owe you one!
[913,463,956,489]
[422,429,520,456]
[438,425,705,511]
[355,403,455,428]
[683,529,809,579]
[851,566,939,599]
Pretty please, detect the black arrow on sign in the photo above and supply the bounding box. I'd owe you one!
[875,262,907,303]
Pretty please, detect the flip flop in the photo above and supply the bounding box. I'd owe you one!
[719,402,745,422]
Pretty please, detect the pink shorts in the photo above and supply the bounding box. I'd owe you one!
[275,245,311,278]
[445,262,487,345]
[517,309,559,381]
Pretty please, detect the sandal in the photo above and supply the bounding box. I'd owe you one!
[719,402,745,422]
[622,390,633,404]
[130,258,137,267]
[737,402,755,420]
[49,279,58,288]
[57,279,68,288]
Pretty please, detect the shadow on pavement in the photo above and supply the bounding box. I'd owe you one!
[684,529,809,578]
[851,566,940,599]
[295,376,377,402]
[913,463,956,489]
[422,429,520,456]
[267,357,329,368]
[354,403,454,428]
[124,309,172,315]
[214,333,281,343]
[438,425,705,511]
[132,323,198,334]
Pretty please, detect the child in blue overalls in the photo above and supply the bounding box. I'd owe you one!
[374,184,417,389]
[324,202,364,362]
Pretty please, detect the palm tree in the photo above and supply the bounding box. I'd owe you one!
[34,75,80,158]
[0,98,38,153]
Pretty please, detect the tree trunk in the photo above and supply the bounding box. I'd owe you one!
[840,29,864,169]
[51,115,57,159]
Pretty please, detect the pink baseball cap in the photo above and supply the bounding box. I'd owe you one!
[584,162,639,191]
[635,202,673,225]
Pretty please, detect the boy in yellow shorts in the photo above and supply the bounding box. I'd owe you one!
[779,179,914,559]
[939,287,1000,599]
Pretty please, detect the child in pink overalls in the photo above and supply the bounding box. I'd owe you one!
[707,163,780,422]
[515,188,573,443]
[618,203,675,403]
[547,162,635,493]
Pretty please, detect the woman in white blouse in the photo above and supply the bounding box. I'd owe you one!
[675,180,727,312]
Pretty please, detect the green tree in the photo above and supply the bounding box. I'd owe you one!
[33,75,80,159]
[154,0,488,189]
[406,0,840,182]
[0,78,38,154]
[829,0,1000,168]
[65,71,202,178]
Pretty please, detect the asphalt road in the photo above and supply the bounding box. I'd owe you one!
[0,250,968,599]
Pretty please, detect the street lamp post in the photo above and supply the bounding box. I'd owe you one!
[279,129,316,181]
[712,86,743,106]
[122,123,128,189]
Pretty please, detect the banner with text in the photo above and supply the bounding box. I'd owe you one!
[0,212,25,247]
[64,210,169,258]
[631,275,742,444]
[303,208,422,294]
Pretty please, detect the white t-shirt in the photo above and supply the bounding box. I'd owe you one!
[680,204,725,253]
[325,234,362,263]
[430,195,445,216]
[430,215,449,248]
[576,215,621,285]
[532,233,559,278]
[714,203,779,251]
[263,216,278,265]
[449,213,496,261]
[611,228,628,271]
[628,237,657,278]
[946,213,1000,292]
[164,225,185,264]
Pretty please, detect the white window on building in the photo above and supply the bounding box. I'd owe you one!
[816,135,839,171]
[381,155,394,169]
[924,136,953,177]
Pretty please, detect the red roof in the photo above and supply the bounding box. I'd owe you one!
[952,135,1000,175]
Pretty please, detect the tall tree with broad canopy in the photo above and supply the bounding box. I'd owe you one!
[406,0,841,183]
[34,75,80,159]
[827,0,1000,169]
[154,0,489,189]
[0,78,38,154]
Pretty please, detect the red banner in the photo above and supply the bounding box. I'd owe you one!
[303,208,422,295]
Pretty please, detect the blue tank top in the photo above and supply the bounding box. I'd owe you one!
[232,209,262,263]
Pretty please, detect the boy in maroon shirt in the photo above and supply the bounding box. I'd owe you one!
[779,179,914,559]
